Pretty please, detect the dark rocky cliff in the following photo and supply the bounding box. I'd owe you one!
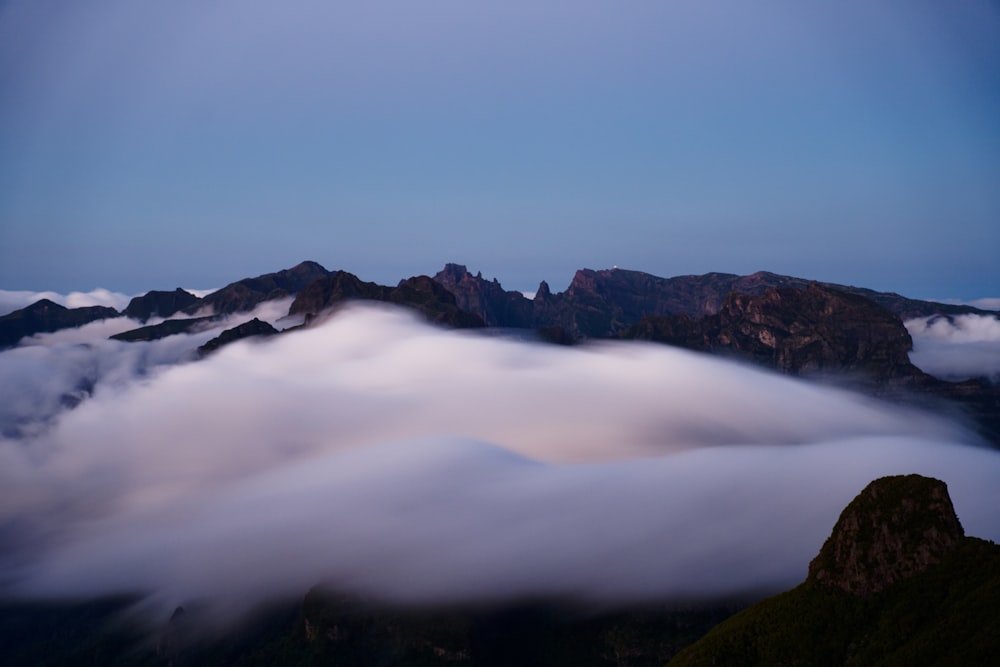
[808,475,964,597]
[433,263,533,327]
[620,284,921,380]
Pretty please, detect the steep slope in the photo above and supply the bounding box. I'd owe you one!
[0,299,120,348]
[433,263,534,327]
[669,475,1000,666]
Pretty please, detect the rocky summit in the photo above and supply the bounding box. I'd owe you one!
[807,475,965,596]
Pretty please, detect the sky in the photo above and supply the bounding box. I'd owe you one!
[1,1,998,299]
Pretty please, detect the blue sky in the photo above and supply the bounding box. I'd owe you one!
[1,1,998,299]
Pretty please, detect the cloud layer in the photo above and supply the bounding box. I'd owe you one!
[906,314,1000,382]
[1,303,998,624]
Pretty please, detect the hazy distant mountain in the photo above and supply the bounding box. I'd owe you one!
[0,299,119,348]
[668,475,1000,666]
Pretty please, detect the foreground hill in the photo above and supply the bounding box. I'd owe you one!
[668,475,1000,666]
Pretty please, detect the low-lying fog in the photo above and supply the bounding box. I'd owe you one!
[2,300,999,625]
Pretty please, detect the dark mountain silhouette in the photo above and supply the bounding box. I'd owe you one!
[0,299,119,348]
[619,284,921,380]
[433,263,534,327]
[110,316,217,342]
[429,265,992,340]
[122,288,199,322]
[289,270,484,329]
[197,318,278,356]
[183,260,331,316]
[669,475,1000,666]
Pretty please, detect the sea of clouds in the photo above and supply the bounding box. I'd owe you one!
[1,298,999,627]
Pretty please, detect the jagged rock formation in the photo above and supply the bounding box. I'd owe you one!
[122,288,198,322]
[669,475,1000,666]
[433,263,533,327]
[808,475,964,597]
[289,270,484,329]
[110,316,216,342]
[197,317,278,356]
[184,260,330,316]
[620,284,921,380]
[0,299,120,348]
[527,268,992,340]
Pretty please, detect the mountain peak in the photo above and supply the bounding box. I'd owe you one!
[808,474,965,596]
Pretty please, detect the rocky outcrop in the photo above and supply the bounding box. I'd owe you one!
[432,263,533,327]
[621,284,921,379]
[110,316,216,342]
[197,318,278,356]
[668,475,1000,666]
[122,288,198,322]
[808,475,965,597]
[0,299,120,348]
[185,260,330,315]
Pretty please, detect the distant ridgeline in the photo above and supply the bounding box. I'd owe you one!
[2,260,998,442]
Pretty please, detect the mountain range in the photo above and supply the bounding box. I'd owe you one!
[3,260,998,443]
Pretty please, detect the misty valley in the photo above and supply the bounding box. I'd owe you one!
[1,262,999,665]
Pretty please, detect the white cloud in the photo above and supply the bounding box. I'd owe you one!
[1,303,996,624]
[0,288,133,316]
[906,314,1000,381]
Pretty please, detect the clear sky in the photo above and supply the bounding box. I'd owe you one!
[1,1,998,299]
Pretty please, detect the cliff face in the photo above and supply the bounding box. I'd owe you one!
[621,284,920,379]
[432,263,533,327]
[808,475,965,597]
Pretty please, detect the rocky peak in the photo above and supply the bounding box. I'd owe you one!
[808,474,965,597]
[431,264,532,327]
[123,288,199,322]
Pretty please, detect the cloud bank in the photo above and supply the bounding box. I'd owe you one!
[906,314,1000,382]
[1,303,997,625]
